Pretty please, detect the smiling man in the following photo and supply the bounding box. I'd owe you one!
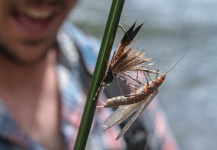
[0,0,79,149]
[0,0,77,63]
[0,0,178,150]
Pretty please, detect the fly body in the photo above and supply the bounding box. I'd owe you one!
[101,73,165,107]
[102,90,158,140]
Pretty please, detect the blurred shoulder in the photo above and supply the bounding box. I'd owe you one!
[58,21,100,74]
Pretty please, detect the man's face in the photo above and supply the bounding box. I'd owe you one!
[0,0,77,64]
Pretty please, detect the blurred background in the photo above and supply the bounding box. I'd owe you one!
[69,0,217,150]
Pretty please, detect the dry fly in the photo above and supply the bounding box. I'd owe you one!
[99,72,165,108]
[98,73,164,140]
[102,90,158,140]
[94,22,155,100]
[100,53,185,140]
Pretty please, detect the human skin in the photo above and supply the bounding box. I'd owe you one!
[0,0,77,149]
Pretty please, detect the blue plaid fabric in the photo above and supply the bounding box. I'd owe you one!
[0,21,178,150]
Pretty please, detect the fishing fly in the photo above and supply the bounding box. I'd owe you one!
[93,22,155,100]
[100,52,185,140]
[102,90,158,140]
[99,72,165,108]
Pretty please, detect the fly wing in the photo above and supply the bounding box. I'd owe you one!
[132,66,158,74]
[102,100,145,131]
[116,90,158,140]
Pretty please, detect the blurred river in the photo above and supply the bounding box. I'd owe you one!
[70,0,217,150]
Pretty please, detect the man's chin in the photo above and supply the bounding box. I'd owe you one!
[0,43,50,66]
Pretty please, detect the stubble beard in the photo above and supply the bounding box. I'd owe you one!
[0,40,52,66]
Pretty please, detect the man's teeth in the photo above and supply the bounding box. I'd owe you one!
[23,9,53,19]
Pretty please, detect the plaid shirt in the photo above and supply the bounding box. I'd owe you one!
[0,21,178,150]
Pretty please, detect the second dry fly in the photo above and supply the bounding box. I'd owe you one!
[100,72,166,107]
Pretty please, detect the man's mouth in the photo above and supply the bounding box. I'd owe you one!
[20,7,53,19]
[12,8,53,31]
[9,3,63,38]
